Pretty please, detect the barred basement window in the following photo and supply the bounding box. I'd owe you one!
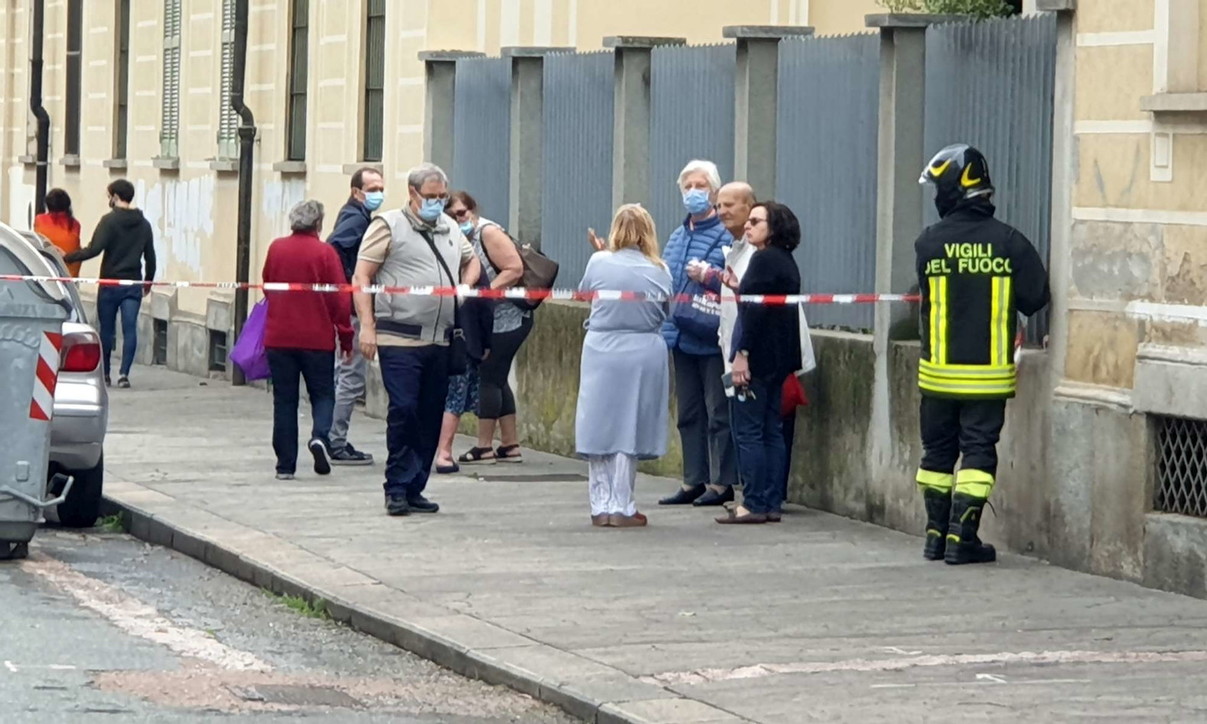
[160,0,182,158]
[113,0,131,159]
[1154,415,1207,518]
[64,0,82,156]
[208,330,228,373]
[362,0,386,162]
[217,0,239,159]
[286,0,309,161]
[152,319,168,366]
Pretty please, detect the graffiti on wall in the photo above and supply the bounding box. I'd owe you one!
[137,175,216,279]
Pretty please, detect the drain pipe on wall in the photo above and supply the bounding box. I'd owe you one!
[30,0,49,215]
[229,0,255,386]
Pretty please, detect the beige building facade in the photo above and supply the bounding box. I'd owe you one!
[0,0,877,374]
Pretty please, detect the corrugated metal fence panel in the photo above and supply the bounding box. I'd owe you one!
[453,57,511,222]
[923,13,1057,342]
[776,33,880,331]
[540,51,615,286]
[648,43,737,245]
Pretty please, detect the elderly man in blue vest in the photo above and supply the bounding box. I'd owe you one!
[326,166,385,466]
[353,163,481,518]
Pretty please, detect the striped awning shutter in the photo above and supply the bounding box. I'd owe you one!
[159,0,182,158]
[217,0,238,159]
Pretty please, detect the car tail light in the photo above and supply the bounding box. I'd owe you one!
[60,332,101,373]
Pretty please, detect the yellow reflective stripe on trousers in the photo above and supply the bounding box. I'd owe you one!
[916,469,954,490]
[956,468,995,498]
[928,276,948,364]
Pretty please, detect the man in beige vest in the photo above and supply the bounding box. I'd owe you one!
[353,163,481,517]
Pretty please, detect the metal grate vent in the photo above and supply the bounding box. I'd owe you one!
[1155,415,1207,517]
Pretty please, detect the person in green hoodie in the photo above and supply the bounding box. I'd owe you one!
[65,179,156,389]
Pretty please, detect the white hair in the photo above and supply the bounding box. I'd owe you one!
[407,162,449,190]
[677,159,722,192]
[288,199,325,232]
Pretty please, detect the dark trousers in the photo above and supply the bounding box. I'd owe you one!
[673,349,737,488]
[478,315,533,420]
[380,344,449,498]
[268,348,336,475]
[731,376,785,514]
[97,285,142,377]
[780,410,797,504]
[919,396,1007,489]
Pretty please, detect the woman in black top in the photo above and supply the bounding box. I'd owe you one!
[716,202,802,525]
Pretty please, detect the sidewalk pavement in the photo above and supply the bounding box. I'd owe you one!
[101,366,1207,723]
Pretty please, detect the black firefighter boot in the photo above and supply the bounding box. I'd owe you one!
[944,492,997,565]
[922,487,952,561]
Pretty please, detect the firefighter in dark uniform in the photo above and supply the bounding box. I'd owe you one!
[914,143,1050,565]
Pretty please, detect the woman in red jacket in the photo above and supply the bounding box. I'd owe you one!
[262,200,354,480]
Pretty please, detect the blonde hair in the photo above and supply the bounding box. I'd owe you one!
[608,204,664,267]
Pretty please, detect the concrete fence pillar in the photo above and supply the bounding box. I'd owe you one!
[864,13,966,523]
[866,13,962,341]
[503,46,572,251]
[724,25,813,199]
[604,36,686,209]
[418,50,485,173]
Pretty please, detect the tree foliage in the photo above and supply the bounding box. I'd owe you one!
[876,0,1014,19]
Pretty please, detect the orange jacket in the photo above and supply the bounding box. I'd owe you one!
[34,212,82,277]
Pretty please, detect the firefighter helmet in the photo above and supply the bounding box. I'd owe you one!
[919,144,994,217]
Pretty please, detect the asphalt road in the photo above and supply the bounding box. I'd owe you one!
[2,526,577,723]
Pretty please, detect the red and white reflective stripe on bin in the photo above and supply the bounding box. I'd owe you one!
[30,332,61,422]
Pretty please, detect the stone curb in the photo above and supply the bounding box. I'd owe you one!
[100,490,749,724]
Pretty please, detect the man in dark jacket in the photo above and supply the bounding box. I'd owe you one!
[914,144,1050,566]
[66,179,155,389]
[326,167,384,466]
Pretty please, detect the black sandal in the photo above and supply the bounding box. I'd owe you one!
[458,447,496,464]
[496,445,523,463]
[435,460,460,475]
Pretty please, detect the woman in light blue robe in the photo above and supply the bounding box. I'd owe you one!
[576,204,672,528]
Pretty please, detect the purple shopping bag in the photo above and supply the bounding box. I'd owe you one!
[230,299,271,380]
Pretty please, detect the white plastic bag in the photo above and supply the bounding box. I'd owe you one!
[797,304,817,375]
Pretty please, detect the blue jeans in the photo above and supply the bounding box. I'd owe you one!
[267,348,336,475]
[97,286,143,377]
[379,345,449,498]
[731,376,786,515]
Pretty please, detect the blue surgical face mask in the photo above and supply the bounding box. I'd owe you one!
[417,197,446,222]
[363,191,384,211]
[683,189,712,215]
[460,221,474,236]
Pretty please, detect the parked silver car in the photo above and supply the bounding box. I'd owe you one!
[9,227,109,528]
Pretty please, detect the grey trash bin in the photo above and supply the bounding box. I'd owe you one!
[0,226,71,559]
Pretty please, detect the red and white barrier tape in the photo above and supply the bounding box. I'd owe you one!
[0,274,920,306]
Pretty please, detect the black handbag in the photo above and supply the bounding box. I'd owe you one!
[418,229,469,376]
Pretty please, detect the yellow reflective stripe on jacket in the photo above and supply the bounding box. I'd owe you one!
[918,358,1017,396]
[928,276,948,364]
[989,276,1012,368]
[918,378,1017,396]
[920,360,1015,375]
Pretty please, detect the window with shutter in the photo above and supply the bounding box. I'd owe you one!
[363,0,386,163]
[113,0,131,159]
[286,0,309,161]
[64,0,82,157]
[160,0,181,158]
[217,0,238,159]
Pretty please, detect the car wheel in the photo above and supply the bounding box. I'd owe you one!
[57,454,104,529]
